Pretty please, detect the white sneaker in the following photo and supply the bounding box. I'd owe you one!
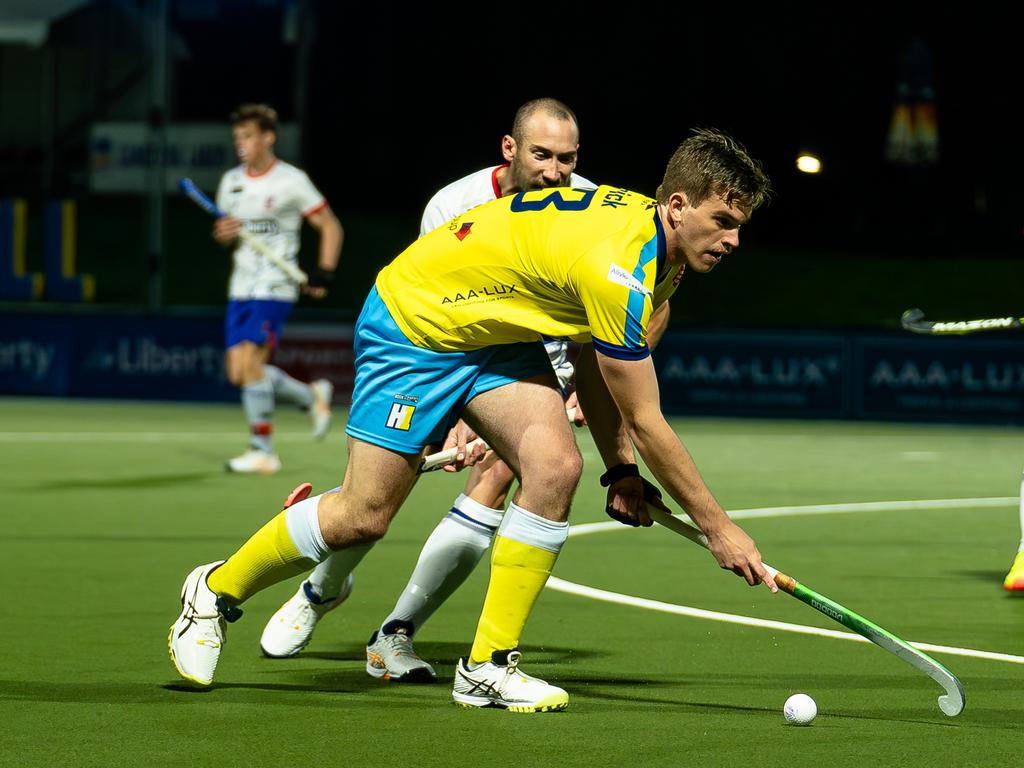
[310,379,334,441]
[452,650,568,713]
[168,561,241,686]
[226,449,281,475]
[365,621,437,683]
[259,574,354,658]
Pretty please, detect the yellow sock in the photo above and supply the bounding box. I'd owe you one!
[207,511,315,604]
[469,535,558,664]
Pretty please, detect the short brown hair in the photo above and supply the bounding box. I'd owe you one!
[657,128,771,214]
[230,103,278,133]
[511,98,579,143]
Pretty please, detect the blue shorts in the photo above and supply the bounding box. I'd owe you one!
[345,287,554,454]
[225,299,293,349]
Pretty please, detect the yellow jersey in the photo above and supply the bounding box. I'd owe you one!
[375,185,680,359]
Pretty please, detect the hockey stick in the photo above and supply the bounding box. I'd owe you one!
[901,307,1023,335]
[646,501,965,717]
[178,177,309,285]
[418,408,578,473]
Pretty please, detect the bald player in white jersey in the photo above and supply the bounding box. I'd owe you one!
[213,103,344,475]
[257,98,670,680]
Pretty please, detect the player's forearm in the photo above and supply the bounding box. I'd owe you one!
[574,345,634,467]
[647,302,671,350]
[626,413,729,535]
[317,216,344,271]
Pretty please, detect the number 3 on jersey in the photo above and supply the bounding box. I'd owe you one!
[509,188,597,212]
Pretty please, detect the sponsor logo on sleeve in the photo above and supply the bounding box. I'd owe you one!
[607,265,652,297]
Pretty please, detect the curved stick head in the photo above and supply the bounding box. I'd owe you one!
[901,308,924,326]
[938,682,965,716]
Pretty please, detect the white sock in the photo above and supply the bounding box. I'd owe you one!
[306,545,374,602]
[380,494,504,634]
[264,365,314,408]
[241,378,274,453]
[284,493,332,561]
[497,501,569,552]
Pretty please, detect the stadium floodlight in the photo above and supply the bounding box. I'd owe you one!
[796,153,822,174]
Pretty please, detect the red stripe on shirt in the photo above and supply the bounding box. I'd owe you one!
[303,200,329,217]
[490,164,510,199]
[245,159,278,178]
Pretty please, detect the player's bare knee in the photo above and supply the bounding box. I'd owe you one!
[344,514,391,545]
[531,447,582,495]
[480,459,516,489]
[317,491,394,548]
[562,449,584,490]
[320,512,390,549]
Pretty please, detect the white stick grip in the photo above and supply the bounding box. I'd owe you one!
[179,176,308,285]
[237,231,309,285]
[417,407,578,474]
[418,437,489,473]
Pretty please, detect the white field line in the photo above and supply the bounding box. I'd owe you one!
[0,432,312,443]
[1,428,1018,664]
[553,496,1024,665]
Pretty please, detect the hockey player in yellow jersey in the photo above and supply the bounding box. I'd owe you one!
[375,184,675,355]
[169,128,775,713]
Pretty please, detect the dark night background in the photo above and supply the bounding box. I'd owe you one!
[168,1,1023,252]
[2,0,1021,324]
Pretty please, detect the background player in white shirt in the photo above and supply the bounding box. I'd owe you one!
[213,104,345,474]
[258,99,670,679]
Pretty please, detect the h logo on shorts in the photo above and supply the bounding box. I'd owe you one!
[386,402,416,431]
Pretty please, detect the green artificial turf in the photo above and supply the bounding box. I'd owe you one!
[1,399,1022,767]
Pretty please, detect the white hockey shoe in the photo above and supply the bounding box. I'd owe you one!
[365,621,437,683]
[168,561,242,687]
[259,575,354,658]
[226,449,281,475]
[452,650,568,713]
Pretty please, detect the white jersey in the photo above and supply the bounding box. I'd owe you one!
[215,159,327,302]
[419,164,596,236]
[419,164,596,389]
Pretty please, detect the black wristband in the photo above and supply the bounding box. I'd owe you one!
[599,463,640,487]
[308,267,336,288]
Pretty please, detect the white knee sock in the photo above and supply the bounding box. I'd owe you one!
[283,493,333,561]
[241,378,274,452]
[306,545,374,602]
[496,500,569,552]
[264,364,314,408]
[379,493,504,634]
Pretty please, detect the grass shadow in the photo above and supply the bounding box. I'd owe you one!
[19,472,219,491]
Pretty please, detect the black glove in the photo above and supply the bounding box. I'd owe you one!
[599,463,639,487]
[307,267,336,291]
[601,464,661,527]
[639,478,662,504]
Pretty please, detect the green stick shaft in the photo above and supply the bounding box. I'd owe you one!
[646,504,965,716]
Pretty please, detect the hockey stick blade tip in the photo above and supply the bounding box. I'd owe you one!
[901,308,924,324]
